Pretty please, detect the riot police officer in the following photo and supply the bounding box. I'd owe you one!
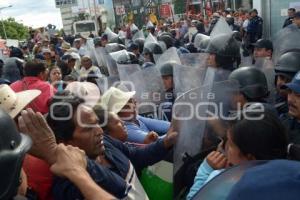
[228,66,271,111]
[205,33,241,81]
[281,72,300,144]
[275,50,300,115]
[0,108,32,199]
[142,42,163,64]
[159,62,175,121]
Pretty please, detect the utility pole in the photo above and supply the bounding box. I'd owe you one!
[93,0,99,32]
[87,0,93,20]
[0,5,13,40]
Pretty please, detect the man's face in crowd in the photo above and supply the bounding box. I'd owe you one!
[162,75,173,91]
[288,90,300,120]
[293,17,300,27]
[101,39,108,47]
[207,53,217,68]
[70,105,105,159]
[81,58,92,69]
[68,59,76,69]
[74,41,81,49]
[254,48,272,59]
[276,75,291,98]
[43,52,52,60]
[288,10,295,18]
[250,12,257,18]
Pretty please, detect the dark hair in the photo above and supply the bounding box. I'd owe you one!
[46,91,84,141]
[49,66,61,74]
[250,9,258,14]
[93,105,109,132]
[288,8,296,12]
[241,91,269,103]
[230,111,288,160]
[215,54,240,70]
[24,60,47,77]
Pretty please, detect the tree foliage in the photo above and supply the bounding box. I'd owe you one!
[0,18,29,40]
[74,13,90,22]
[173,0,187,14]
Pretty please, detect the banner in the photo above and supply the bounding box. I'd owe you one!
[160,4,172,18]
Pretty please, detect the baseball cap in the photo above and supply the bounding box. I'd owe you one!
[281,71,300,93]
[253,39,273,51]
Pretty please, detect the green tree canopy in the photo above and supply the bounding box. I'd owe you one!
[0,18,29,40]
[173,0,187,15]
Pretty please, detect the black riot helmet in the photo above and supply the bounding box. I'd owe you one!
[0,108,32,200]
[275,50,300,79]
[205,33,240,58]
[229,67,269,101]
[133,38,145,54]
[160,62,174,76]
[143,42,163,55]
[158,34,174,49]
[232,30,242,42]
[116,51,139,65]
[198,38,211,53]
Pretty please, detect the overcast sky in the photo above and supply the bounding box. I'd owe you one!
[0,0,63,28]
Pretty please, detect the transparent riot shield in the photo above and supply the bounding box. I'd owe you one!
[117,64,141,82]
[105,43,126,53]
[192,161,267,200]
[96,75,120,94]
[144,33,158,47]
[127,67,165,115]
[273,24,300,64]
[130,23,139,33]
[156,47,182,70]
[104,27,119,43]
[210,17,233,39]
[188,27,198,42]
[194,34,210,50]
[94,47,108,68]
[173,80,239,198]
[254,58,276,104]
[179,53,209,69]
[105,55,119,77]
[173,63,207,96]
[132,30,145,42]
[85,38,95,56]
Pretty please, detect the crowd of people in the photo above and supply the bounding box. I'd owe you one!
[1,6,300,200]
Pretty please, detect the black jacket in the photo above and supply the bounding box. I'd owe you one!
[283,17,294,28]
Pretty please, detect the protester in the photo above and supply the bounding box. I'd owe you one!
[10,60,56,114]
[100,87,170,144]
[18,109,116,200]
[46,91,177,199]
[187,110,288,199]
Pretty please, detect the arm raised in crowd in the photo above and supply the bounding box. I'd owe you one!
[18,108,116,200]
[51,144,116,200]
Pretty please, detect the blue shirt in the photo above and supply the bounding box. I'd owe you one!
[187,159,223,200]
[124,115,170,143]
[52,135,169,199]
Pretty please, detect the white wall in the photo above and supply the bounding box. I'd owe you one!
[253,0,262,16]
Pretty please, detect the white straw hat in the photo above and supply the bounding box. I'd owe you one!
[100,87,136,114]
[0,85,41,118]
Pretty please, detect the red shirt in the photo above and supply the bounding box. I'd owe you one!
[23,155,54,200]
[10,77,57,114]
